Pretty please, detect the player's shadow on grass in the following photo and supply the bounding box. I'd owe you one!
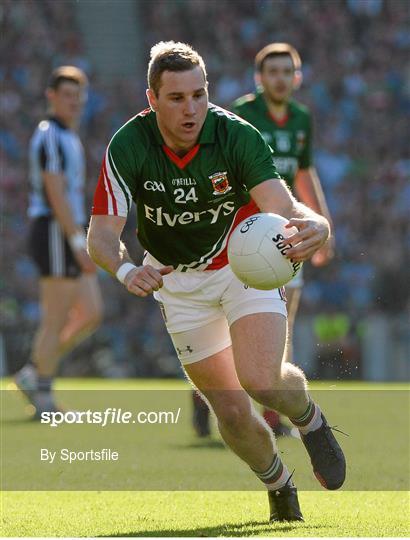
[1,416,38,424]
[100,520,327,537]
[172,439,226,450]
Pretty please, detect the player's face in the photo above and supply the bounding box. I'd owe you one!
[148,67,208,151]
[47,81,85,126]
[260,55,295,104]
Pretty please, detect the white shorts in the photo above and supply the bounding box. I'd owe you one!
[145,254,287,365]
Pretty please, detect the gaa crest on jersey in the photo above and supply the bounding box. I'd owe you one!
[209,171,232,195]
[275,131,291,152]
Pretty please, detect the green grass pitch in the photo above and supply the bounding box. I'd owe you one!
[1,378,409,537]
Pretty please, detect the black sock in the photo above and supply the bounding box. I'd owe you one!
[37,376,53,393]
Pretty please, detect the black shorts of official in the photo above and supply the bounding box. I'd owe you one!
[29,216,82,279]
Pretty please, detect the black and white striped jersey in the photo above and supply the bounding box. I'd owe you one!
[28,117,86,225]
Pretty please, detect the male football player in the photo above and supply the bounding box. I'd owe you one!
[88,41,345,523]
[230,43,334,436]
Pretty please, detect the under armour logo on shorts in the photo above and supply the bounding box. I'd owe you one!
[176,346,193,355]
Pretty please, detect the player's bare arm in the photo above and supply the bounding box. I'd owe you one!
[87,215,172,297]
[294,167,335,266]
[43,171,95,273]
[250,178,330,262]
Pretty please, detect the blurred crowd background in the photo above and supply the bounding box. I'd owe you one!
[1,0,409,380]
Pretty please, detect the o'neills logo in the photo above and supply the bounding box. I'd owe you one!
[209,171,232,195]
[272,233,302,277]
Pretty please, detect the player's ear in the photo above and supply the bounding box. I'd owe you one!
[146,88,157,112]
[45,88,55,102]
[293,70,303,90]
[254,71,262,89]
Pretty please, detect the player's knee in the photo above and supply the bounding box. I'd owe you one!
[83,303,103,331]
[88,309,103,331]
[241,376,290,410]
[245,388,277,409]
[217,402,251,432]
[239,367,283,397]
[41,315,70,334]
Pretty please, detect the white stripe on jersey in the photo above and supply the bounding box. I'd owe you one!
[102,163,114,215]
[175,205,244,271]
[104,150,128,217]
[175,224,229,272]
[109,151,132,211]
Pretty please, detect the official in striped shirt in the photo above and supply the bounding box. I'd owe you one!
[15,66,103,416]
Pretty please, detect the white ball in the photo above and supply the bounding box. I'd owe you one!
[228,213,303,290]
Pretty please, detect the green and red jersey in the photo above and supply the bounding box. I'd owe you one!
[92,104,281,271]
[231,90,312,189]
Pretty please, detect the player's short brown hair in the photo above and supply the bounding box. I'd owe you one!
[147,41,207,96]
[255,43,302,73]
[47,66,88,90]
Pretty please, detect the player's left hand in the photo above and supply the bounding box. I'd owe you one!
[283,218,330,262]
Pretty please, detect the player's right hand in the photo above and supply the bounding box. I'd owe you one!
[311,235,335,267]
[124,265,173,297]
[75,248,98,274]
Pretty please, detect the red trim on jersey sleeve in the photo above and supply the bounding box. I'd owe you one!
[91,156,118,215]
[163,144,200,169]
[92,166,109,215]
[103,156,118,215]
[206,199,259,270]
